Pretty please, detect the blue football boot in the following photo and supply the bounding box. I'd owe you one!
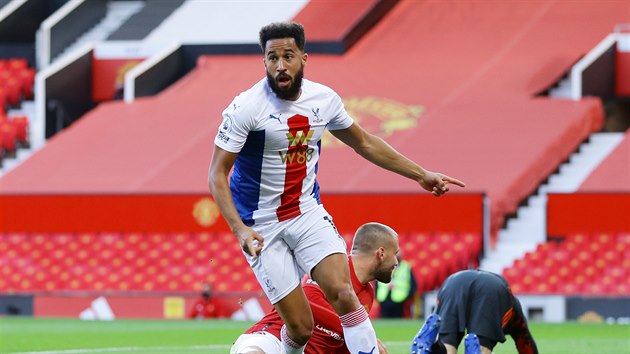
[410,313,441,354]
[464,333,481,354]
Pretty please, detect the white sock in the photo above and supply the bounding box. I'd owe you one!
[340,306,380,354]
[281,324,306,354]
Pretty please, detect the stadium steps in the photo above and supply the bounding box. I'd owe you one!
[548,77,572,98]
[56,0,145,61]
[480,132,625,275]
[106,0,185,40]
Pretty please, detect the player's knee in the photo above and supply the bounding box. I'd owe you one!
[285,319,313,344]
[324,283,357,311]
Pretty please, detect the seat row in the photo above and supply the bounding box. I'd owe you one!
[503,232,630,295]
[0,231,482,294]
[0,113,29,162]
[0,58,35,108]
[0,58,33,166]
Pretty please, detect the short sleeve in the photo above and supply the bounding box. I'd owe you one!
[214,99,253,153]
[326,92,353,131]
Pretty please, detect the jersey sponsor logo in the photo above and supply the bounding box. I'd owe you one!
[287,130,313,147]
[278,148,314,164]
[315,324,344,342]
[277,114,311,221]
[278,123,315,165]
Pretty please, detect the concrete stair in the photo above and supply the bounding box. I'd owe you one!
[480,132,625,275]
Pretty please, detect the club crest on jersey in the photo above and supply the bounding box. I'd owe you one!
[312,108,322,123]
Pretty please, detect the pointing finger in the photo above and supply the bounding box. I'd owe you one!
[442,175,466,188]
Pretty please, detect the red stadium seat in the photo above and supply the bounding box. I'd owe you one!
[7,58,27,72]
[0,89,7,112]
[461,232,481,260]
[502,266,523,284]
[415,264,437,292]
[614,283,629,295]
[0,230,485,294]
[435,232,455,245]
[17,68,35,99]
[617,232,630,244]
[0,121,16,154]
[4,77,21,106]
[558,282,582,295]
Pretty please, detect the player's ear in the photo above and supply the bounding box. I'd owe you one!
[376,247,385,261]
[302,52,308,66]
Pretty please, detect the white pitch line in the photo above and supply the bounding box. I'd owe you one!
[15,344,231,354]
[15,341,414,354]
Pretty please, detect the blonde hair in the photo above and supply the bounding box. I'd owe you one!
[351,222,397,254]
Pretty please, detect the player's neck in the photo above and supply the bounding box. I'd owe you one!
[351,255,373,284]
[281,88,302,101]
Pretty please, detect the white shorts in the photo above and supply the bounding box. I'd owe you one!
[230,332,283,354]
[247,205,347,304]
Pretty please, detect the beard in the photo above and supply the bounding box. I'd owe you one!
[374,265,394,284]
[267,66,304,100]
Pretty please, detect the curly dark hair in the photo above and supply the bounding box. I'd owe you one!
[259,22,306,52]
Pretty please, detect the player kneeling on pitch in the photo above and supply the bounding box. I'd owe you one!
[231,222,399,354]
[411,269,538,354]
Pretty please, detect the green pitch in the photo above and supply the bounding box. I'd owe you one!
[0,317,628,353]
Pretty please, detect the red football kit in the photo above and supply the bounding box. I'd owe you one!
[245,257,374,353]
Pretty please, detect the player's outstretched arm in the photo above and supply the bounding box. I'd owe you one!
[208,146,264,257]
[330,123,465,196]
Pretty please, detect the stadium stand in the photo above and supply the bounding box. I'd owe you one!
[0,192,484,299]
[1,1,627,238]
[0,0,628,317]
[504,232,630,295]
[502,129,629,296]
[0,232,256,293]
[0,231,480,294]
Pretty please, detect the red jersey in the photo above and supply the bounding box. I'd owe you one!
[245,257,374,354]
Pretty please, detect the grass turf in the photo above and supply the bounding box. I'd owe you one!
[0,317,629,353]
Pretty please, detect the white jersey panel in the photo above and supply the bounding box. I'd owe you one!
[214,78,353,225]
